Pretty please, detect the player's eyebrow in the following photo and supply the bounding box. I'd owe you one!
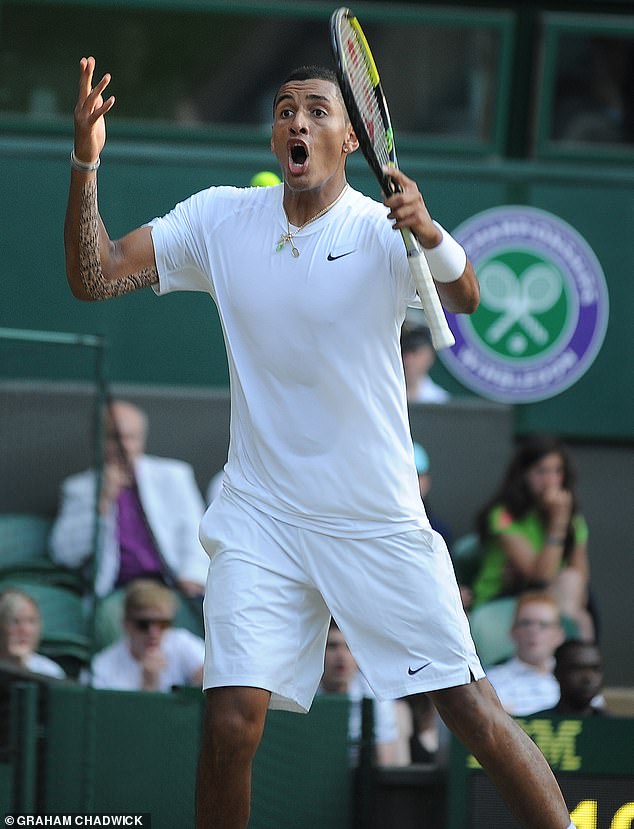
[274,92,333,109]
[305,94,332,104]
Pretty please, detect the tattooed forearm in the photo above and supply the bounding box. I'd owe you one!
[79,178,158,298]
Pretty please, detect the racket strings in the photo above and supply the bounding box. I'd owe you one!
[339,22,391,168]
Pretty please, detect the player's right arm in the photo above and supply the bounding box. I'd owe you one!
[64,57,157,301]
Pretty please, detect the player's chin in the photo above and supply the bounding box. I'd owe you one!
[286,173,308,185]
[287,158,310,179]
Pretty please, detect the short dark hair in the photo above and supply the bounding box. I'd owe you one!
[401,325,433,355]
[554,639,601,666]
[281,65,340,87]
[273,65,346,115]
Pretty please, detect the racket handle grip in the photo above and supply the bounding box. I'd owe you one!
[401,229,455,351]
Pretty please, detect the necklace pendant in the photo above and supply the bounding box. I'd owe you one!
[278,184,349,259]
[277,231,294,252]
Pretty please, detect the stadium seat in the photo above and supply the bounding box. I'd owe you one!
[469,596,517,667]
[0,512,52,565]
[0,512,84,592]
[450,532,484,587]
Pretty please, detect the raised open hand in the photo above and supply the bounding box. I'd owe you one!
[73,56,115,165]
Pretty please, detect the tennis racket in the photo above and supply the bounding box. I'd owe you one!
[330,7,455,350]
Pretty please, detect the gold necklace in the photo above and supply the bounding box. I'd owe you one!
[276,185,348,257]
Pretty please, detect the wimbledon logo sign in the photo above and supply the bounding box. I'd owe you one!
[439,206,609,403]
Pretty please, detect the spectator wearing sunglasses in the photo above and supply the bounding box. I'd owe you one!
[89,580,204,692]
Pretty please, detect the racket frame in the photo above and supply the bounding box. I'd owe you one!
[330,7,456,350]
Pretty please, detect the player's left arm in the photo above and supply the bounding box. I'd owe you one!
[385,168,480,315]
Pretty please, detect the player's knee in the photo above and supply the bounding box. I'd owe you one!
[203,690,267,758]
[431,678,507,748]
[213,712,262,757]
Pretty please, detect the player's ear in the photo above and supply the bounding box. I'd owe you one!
[344,129,359,155]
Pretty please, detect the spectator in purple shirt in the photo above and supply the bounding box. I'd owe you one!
[50,400,209,625]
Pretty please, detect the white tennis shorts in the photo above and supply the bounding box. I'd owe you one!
[200,490,484,713]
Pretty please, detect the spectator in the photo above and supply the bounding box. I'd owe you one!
[394,692,450,766]
[401,324,451,404]
[486,592,565,715]
[88,580,204,692]
[0,588,65,679]
[319,621,398,767]
[536,640,608,717]
[50,399,209,599]
[472,434,594,640]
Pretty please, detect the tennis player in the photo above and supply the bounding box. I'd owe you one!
[65,58,576,829]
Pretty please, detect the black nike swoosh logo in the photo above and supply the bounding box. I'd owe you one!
[327,250,356,261]
[408,661,432,676]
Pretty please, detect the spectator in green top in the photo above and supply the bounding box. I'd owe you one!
[472,435,594,640]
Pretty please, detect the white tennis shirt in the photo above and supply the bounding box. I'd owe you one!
[150,183,429,537]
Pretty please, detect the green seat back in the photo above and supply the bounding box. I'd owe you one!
[0,513,52,566]
[451,532,484,587]
[469,596,517,667]
[0,578,88,644]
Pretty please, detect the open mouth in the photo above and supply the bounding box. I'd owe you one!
[288,142,309,174]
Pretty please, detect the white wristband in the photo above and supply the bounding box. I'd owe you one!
[423,221,467,283]
[70,149,101,172]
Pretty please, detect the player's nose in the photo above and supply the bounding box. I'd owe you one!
[289,111,309,134]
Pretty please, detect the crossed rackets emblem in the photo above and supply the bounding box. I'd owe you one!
[478,261,563,350]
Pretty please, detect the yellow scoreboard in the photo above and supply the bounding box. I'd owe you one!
[448,716,634,829]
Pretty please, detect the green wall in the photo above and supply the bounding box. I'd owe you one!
[16,683,351,826]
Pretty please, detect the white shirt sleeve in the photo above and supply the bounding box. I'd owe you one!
[149,188,219,296]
